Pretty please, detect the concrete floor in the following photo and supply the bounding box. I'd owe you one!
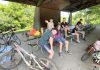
[0,25,100,70]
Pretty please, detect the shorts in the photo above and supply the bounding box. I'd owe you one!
[71,33,75,35]
[39,42,51,53]
[54,37,66,45]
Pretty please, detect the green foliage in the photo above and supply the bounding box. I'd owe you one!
[0,2,35,31]
[72,5,100,25]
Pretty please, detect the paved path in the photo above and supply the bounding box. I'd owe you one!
[0,25,100,70]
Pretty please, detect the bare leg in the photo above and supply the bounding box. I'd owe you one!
[82,31,85,39]
[48,50,54,59]
[65,41,69,51]
[65,41,72,54]
[59,42,63,53]
[75,33,80,42]
[46,50,54,67]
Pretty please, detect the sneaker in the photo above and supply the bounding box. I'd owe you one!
[59,52,63,57]
[76,40,80,43]
[65,51,72,55]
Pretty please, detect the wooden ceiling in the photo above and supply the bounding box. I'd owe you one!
[6,0,100,12]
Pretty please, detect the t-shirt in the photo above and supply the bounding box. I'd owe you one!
[72,27,78,33]
[55,31,62,38]
[76,21,82,25]
[39,29,52,45]
[61,22,68,28]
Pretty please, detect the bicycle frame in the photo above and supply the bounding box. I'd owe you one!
[6,30,15,41]
[0,31,7,41]
[13,43,44,70]
[0,30,15,44]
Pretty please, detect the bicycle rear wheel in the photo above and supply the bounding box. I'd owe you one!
[12,34,21,45]
[0,45,22,69]
[32,58,58,70]
[0,37,6,53]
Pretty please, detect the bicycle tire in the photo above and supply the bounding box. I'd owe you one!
[0,37,6,53]
[0,45,22,70]
[32,57,59,70]
[81,52,90,61]
[12,34,21,45]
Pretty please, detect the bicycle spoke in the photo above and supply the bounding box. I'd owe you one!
[0,38,6,53]
[12,35,21,45]
[0,47,22,69]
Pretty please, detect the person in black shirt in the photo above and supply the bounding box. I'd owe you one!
[72,25,80,43]
[61,18,68,28]
[76,19,86,40]
[76,19,83,25]
[61,18,68,38]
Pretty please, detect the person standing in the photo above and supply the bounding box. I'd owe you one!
[61,17,68,29]
[45,19,54,30]
[61,17,68,38]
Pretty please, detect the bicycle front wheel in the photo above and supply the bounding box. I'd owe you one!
[0,46,22,70]
[33,58,59,70]
[0,37,6,53]
[13,34,21,45]
[81,52,90,61]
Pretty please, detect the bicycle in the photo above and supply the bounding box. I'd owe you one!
[27,37,49,57]
[6,27,21,45]
[0,27,21,53]
[22,32,48,58]
[0,41,58,70]
[0,30,8,53]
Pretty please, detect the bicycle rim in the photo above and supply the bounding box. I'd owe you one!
[81,53,90,61]
[0,38,6,53]
[0,46,22,69]
[13,35,21,45]
[33,58,58,70]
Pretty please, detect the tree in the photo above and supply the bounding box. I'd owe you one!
[0,2,35,31]
[72,5,100,25]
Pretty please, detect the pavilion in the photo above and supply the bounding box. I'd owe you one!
[6,0,100,29]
